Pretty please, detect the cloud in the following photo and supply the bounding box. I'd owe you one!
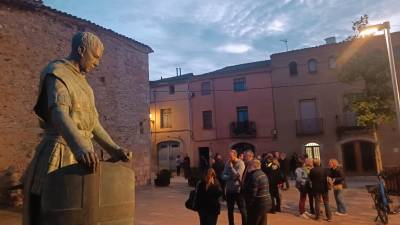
[43,0,400,80]
[267,17,288,32]
[216,43,253,54]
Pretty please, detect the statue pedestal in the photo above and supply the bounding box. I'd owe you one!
[41,162,135,225]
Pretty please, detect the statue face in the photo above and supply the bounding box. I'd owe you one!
[78,44,103,73]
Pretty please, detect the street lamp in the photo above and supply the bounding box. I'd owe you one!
[359,21,400,133]
[359,21,400,173]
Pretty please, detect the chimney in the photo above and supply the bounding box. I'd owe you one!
[324,37,336,45]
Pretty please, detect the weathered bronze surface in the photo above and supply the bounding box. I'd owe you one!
[41,162,135,225]
[22,32,133,225]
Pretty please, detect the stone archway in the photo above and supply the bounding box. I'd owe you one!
[231,142,255,155]
[341,140,376,175]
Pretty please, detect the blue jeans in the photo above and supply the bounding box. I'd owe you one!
[334,189,347,213]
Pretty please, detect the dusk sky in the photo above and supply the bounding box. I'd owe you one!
[43,0,400,80]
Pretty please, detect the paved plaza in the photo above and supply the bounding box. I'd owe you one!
[1,176,399,225]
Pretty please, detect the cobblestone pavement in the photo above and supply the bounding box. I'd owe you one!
[1,176,399,225]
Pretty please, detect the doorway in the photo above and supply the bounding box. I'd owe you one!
[158,141,180,171]
[198,147,210,171]
[341,140,376,175]
[304,142,321,160]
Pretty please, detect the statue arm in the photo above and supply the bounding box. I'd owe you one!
[92,109,131,162]
[92,118,121,155]
[46,76,92,157]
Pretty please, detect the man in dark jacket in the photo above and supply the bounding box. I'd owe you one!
[212,153,225,198]
[244,160,271,225]
[309,159,332,221]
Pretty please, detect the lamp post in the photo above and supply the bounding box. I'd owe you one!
[360,21,400,133]
[359,21,399,173]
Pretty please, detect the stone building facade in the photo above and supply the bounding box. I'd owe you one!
[150,62,277,171]
[149,74,193,172]
[150,33,400,175]
[271,33,400,175]
[0,0,153,187]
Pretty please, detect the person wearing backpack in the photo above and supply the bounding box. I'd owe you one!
[295,158,315,219]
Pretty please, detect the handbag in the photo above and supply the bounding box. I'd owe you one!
[185,181,200,211]
[333,184,343,191]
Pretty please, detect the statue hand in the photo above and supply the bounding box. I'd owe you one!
[108,148,132,162]
[76,151,100,172]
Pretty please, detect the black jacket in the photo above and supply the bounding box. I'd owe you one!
[309,166,329,193]
[197,180,223,215]
[329,167,345,185]
[212,159,225,180]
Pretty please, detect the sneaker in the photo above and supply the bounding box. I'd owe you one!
[327,218,333,222]
[335,212,348,216]
[299,213,309,219]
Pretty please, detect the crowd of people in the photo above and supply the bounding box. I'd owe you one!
[181,150,348,225]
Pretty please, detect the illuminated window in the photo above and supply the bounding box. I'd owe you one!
[304,142,321,160]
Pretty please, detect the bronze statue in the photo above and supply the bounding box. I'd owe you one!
[23,32,132,225]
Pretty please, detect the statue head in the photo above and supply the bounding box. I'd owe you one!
[70,32,104,73]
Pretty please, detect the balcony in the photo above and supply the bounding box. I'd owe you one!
[335,114,371,138]
[230,121,257,138]
[296,118,324,136]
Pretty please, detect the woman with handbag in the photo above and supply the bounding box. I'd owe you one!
[328,159,348,216]
[197,168,223,225]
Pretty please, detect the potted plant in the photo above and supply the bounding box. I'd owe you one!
[154,169,172,187]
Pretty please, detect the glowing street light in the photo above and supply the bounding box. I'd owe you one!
[359,21,399,173]
[359,21,400,133]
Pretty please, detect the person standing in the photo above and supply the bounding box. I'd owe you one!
[328,159,348,216]
[176,155,182,176]
[212,153,225,199]
[183,155,191,179]
[267,158,283,213]
[295,158,315,218]
[310,159,332,221]
[290,153,299,180]
[242,150,255,183]
[243,160,271,225]
[197,168,223,225]
[222,150,247,225]
[278,152,290,190]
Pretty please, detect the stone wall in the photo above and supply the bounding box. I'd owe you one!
[0,0,152,189]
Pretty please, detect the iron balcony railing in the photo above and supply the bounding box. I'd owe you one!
[230,121,257,138]
[335,114,371,138]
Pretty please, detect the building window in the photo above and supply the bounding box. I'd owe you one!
[308,59,317,73]
[304,142,321,160]
[289,61,298,75]
[169,85,175,94]
[233,78,246,92]
[202,111,213,129]
[160,108,172,128]
[236,106,249,122]
[328,56,336,69]
[201,81,211,95]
